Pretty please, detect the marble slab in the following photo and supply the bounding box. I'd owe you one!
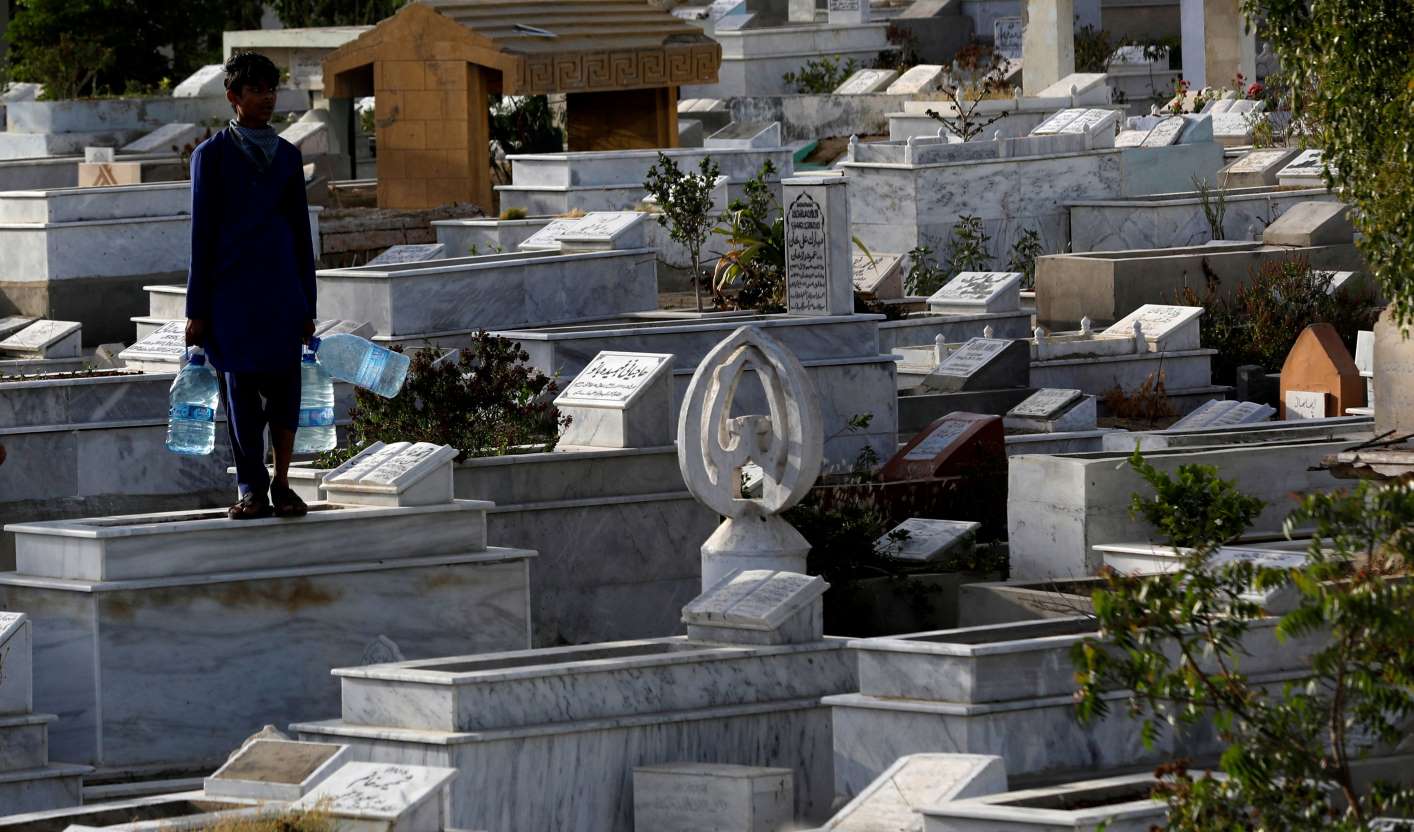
[824,753,1006,831]
[556,211,650,251]
[1102,304,1203,351]
[0,613,33,715]
[1211,112,1254,137]
[1170,399,1275,430]
[922,338,1029,392]
[835,69,899,95]
[1285,389,1327,420]
[118,320,187,370]
[555,351,676,448]
[1007,388,1083,419]
[122,122,206,154]
[205,739,351,801]
[367,244,446,266]
[1030,108,1088,135]
[324,442,458,506]
[518,217,585,251]
[852,253,903,299]
[0,316,38,339]
[881,412,1004,481]
[926,272,1022,314]
[85,147,116,164]
[683,569,827,631]
[886,65,946,95]
[1139,116,1185,147]
[1114,129,1150,147]
[784,178,853,316]
[0,320,82,359]
[8,499,492,581]
[706,122,783,150]
[292,761,456,826]
[994,17,1023,59]
[876,518,980,563]
[1277,149,1325,185]
[634,763,793,832]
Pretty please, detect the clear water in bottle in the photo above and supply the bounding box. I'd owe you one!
[294,341,337,453]
[314,333,410,398]
[166,348,220,456]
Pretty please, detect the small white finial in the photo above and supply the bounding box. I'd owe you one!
[848,134,859,161]
[1133,320,1146,351]
[983,324,995,339]
[934,333,947,364]
[936,125,946,138]
[1033,326,1046,343]
[1080,316,1092,335]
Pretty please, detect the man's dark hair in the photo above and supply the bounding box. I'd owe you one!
[224,52,281,97]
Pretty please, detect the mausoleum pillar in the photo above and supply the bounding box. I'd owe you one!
[1022,0,1075,96]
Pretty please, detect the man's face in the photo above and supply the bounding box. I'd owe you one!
[227,80,277,126]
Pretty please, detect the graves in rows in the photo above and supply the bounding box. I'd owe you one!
[0,318,81,359]
[1169,399,1275,430]
[876,518,980,563]
[922,337,1030,392]
[852,252,903,299]
[881,412,1004,481]
[784,176,854,316]
[1003,387,1096,433]
[0,611,90,814]
[926,271,1022,315]
[2,481,533,770]
[1280,323,1364,419]
[835,68,899,95]
[553,350,675,448]
[706,121,783,149]
[634,763,794,832]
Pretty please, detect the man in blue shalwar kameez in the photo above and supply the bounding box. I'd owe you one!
[185,52,315,519]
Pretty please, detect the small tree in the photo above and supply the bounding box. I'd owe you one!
[782,56,859,94]
[710,160,786,313]
[1006,228,1043,291]
[645,153,721,313]
[1073,451,1414,829]
[943,215,991,275]
[924,43,1012,141]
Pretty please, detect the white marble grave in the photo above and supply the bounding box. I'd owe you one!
[204,739,351,802]
[927,272,1022,315]
[886,65,946,95]
[173,65,226,98]
[1003,387,1096,433]
[784,177,854,316]
[683,568,828,645]
[835,69,899,95]
[121,122,207,155]
[1277,148,1327,188]
[0,319,81,359]
[822,753,1006,831]
[678,327,823,587]
[1170,399,1275,430]
[556,210,650,252]
[876,518,981,563]
[366,243,446,266]
[634,763,794,832]
[322,441,458,507]
[853,253,904,299]
[1102,304,1203,351]
[292,761,457,832]
[706,121,783,150]
[517,217,586,251]
[922,337,1029,392]
[0,610,90,814]
[554,350,675,448]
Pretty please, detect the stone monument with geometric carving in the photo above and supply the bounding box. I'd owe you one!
[678,326,824,589]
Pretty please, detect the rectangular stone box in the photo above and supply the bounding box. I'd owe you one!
[921,772,1167,831]
[316,248,658,338]
[8,501,493,582]
[204,739,351,802]
[633,762,793,832]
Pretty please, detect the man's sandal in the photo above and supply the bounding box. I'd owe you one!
[271,484,309,518]
[229,492,272,520]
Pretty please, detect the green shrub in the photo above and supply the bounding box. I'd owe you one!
[318,332,567,466]
[1177,256,1381,383]
[783,56,859,94]
[1126,448,1265,547]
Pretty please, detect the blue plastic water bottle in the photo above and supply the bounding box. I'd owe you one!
[315,333,410,398]
[166,348,220,456]
[294,339,337,453]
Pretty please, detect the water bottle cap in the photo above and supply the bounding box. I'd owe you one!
[309,336,322,352]
[187,348,207,367]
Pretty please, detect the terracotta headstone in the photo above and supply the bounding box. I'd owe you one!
[1278,323,1365,419]
[880,412,1004,482]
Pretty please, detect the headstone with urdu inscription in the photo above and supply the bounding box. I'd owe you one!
[555,350,675,448]
[682,568,828,644]
[783,177,853,316]
[322,441,458,507]
[921,337,1030,392]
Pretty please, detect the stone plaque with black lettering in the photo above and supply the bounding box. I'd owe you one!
[555,351,675,448]
[922,337,1030,392]
[784,177,853,315]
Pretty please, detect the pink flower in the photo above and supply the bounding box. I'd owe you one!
[1247,82,1264,99]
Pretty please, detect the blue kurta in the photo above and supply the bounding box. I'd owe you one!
[185,129,316,373]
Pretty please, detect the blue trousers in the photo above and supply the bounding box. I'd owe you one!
[220,368,301,497]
